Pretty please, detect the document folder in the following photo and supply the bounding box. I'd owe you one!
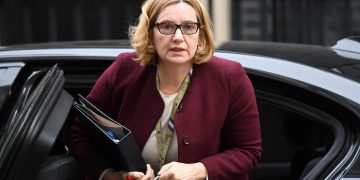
[73,94,146,173]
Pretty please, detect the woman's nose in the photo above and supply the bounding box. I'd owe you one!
[173,28,185,40]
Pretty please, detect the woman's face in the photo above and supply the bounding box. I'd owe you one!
[153,2,200,66]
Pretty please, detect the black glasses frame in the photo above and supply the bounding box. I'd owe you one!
[154,22,201,35]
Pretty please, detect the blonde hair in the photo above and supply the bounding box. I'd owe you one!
[129,0,215,66]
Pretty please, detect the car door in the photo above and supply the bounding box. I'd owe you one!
[0,63,73,180]
[247,70,360,180]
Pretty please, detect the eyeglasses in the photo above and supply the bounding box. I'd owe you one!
[154,22,201,35]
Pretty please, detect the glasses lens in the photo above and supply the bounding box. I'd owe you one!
[156,22,199,35]
[158,23,176,35]
[181,23,198,34]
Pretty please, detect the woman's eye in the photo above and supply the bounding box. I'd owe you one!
[161,23,173,30]
[183,24,193,30]
[182,24,195,31]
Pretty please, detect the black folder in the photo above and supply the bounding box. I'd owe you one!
[73,94,146,173]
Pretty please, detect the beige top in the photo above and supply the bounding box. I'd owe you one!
[141,91,179,172]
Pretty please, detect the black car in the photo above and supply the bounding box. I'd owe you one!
[0,37,360,180]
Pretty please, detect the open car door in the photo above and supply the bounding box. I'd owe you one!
[0,64,73,180]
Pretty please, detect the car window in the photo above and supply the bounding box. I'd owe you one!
[247,72,349,180]
[250,100,334,180]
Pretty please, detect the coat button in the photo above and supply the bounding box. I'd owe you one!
[183,136,190,145]
[177,104,183,112]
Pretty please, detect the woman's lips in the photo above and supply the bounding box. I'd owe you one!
[170,47,185,52]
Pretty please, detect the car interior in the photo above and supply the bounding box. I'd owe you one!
[249,94,335,180]
[13,60,345,180]
[247,71,356,180]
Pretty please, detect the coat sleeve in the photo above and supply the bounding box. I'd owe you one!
[200,62,262,179]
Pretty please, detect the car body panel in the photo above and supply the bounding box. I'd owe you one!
[0,47,358,106]
[0,38,360,179]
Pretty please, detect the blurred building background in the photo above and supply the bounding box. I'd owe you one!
[0,0,359,46]
[229,0,360,46]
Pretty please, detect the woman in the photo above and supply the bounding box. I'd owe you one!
[69,0,262,179]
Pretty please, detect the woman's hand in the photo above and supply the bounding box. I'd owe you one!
[157,162,207,180]
[103,164,155,180]
[126,164,155,180]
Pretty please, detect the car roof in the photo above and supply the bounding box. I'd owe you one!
[218,40,360,69]
[217,39,360,82]
[0,40,132,50]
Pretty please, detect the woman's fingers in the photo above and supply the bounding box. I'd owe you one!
[145,164,154,176]
[126,164,155,180]
[157,162,173,174]
[126,172,144,179]
[157,162,207,180]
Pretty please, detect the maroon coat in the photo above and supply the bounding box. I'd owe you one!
[69,52,262,180]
